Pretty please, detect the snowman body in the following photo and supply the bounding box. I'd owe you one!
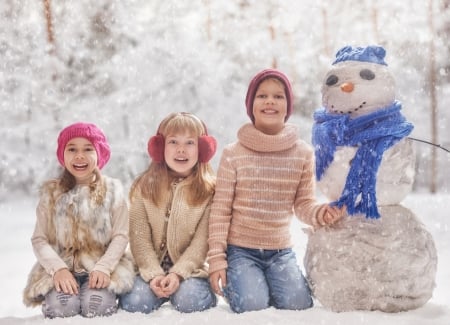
[319,138,415,205]
[304,46,437,312]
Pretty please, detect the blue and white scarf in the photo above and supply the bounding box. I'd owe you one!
[312,101,413,218]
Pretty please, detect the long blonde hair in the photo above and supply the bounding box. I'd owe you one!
[130,113,216,207]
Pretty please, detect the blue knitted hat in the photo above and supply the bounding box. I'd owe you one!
[332,45,388,66]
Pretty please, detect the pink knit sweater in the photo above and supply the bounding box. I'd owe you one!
[207,123,324,274]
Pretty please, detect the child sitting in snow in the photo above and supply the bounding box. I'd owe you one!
[119,112,218,313]
[23,122,135,318]
[207,69,346,313]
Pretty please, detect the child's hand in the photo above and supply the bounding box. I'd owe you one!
[209,269,226,296]
[53,268,79,295]
[315,205,346,228]
[89,270,111,289]
[150,274,181,298]
[160,273,181,296]
[150,275,166,298]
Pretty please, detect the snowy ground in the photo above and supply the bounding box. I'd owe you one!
[0,193,448,325]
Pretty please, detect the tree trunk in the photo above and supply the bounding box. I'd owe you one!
[269,22,277,68]
[321,7,330,57]
[428,0,438,193]
[43,0,55,52]
[371,4,380,44]
[203,0,212,41]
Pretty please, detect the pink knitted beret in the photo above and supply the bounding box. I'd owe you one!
[245,68,294,123]
[56,122,111,169]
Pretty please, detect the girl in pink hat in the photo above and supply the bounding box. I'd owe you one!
[23,122,134,318]
[207,69,346,313]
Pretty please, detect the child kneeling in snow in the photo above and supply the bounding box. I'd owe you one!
[23,122,134,318]
[207,69,346,313]
[119,112,218,314]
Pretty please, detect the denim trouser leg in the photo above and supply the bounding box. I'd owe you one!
[43,274,117,318]
[43,289,81,318]
[119,275,216,314]
[79,280,117,317]
[171,277,217,313]
[224,249,270,313]
[224,245,313,313]
[119,276,165,314]
[265,252,313,310]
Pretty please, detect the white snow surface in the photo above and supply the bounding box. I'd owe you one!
[0,193,448,325]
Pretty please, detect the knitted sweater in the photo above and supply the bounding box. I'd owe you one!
[207,123,322,274]
[129,177,212,282]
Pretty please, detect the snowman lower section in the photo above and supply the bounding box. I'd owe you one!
[304,205,437,312]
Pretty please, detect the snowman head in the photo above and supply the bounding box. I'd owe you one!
[322,45,396,119]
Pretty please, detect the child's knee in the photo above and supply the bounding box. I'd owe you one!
[224,285,269,313]
[271,289,313,310]
[120,291,159,314]
[80,290,117,317]
[171,278,217,313]
[119,276,162,313]
[43,290,81,318]
[172,294,216,313]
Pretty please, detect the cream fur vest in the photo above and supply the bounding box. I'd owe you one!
[23,176,135,307]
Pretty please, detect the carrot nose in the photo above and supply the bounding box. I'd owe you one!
[340,82,354,92]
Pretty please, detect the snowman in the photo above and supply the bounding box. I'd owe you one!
[304,45,437,312]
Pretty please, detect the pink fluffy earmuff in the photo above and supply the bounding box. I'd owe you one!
[147,113,217,164]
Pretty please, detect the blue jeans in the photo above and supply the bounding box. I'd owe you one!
[43,274,117,318]
[119,276,217,313]
[224,245,313,313]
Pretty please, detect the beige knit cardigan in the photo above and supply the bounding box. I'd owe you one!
[207,123,324,274]
[129,178,212,282]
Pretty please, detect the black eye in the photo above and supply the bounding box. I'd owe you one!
[360,69,375,80]
[326,75,338,86]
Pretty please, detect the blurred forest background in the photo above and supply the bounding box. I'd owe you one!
[1,0,449,201]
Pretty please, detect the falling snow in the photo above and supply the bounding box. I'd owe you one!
[1,0,449,324]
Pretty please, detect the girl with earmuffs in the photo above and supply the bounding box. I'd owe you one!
[119,112,218,314]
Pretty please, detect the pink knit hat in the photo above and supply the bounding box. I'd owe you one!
[56,122,111,169]
[245,69,294,123]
